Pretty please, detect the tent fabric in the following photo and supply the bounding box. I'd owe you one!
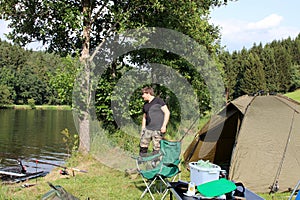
[183,102,244,171]
[231,95,254,114]
[183,95,300,193]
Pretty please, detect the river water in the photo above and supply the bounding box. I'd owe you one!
[0,109,77,173]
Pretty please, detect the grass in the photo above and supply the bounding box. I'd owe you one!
[0,153,296,200]
[284,89,300,103]
[0,153,190,200]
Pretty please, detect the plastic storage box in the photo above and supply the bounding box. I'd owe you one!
[189,162,221,186]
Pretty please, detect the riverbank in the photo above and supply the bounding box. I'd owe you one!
[0,153,158,199]
[1,105,72,110]
[0,153,293,200]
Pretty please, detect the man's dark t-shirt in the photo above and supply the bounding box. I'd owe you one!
[143,97,166,131]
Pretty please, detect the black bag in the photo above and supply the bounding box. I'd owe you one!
[233,182,245,198]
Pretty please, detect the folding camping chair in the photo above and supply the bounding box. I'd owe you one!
[136,139,181,200]
[288,180,300,200]
[41,182,80,200]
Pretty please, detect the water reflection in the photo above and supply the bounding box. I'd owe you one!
[0,109,77,172]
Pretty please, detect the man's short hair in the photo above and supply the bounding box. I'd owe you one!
[141,87,154,96]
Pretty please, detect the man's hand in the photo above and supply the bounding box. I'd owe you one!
[161,126,167,133]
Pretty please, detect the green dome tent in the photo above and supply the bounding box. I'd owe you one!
[183,95,300,193]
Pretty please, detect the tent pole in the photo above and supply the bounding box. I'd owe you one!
[269,110,296,194]
[179,116,199,142]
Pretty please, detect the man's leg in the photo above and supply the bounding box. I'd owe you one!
[152,130,163,154]
[125,129,151,177]
[151,131,163,167]
[139,129,151,156]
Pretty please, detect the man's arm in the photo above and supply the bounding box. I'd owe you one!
[160,105,170,133]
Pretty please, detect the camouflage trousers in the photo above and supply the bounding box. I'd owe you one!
[139,128,163,154]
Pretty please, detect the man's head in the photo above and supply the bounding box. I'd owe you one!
[141,87,154,101]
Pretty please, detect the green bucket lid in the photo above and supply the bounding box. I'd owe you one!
[197,178,237,197]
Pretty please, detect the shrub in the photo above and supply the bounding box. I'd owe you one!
[28,98,36,109]
[0,85,13,105]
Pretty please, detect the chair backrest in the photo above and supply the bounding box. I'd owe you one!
[296,192,300,200]
[42,183,79,200]
[160,140,181,164]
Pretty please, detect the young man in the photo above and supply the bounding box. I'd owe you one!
[139,87,170,156]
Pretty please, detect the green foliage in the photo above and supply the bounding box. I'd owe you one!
[240,52,266,94]
[118,0,223,53]
[95,70,118,125]
[61,128,79,157]
[261,46,280,92]
[290,64,300,90]
[27,98,35,109]
[107,129,140,153]
[273,45,293,92]
[0,1,83,56]
[0,40,77,105]
[48,55,79,105]
[0,84,12,105]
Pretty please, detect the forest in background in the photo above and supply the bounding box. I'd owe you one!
[0,33,300,129]
[0,39,77,106]
[219,35,300,100]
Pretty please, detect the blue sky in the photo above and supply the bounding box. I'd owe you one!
[1,0,300,52]
[210,0,300,51]
[0,20,44,50]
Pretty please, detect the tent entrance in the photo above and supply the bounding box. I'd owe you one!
[213,110,242,172]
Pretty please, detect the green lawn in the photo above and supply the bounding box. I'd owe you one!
[1,153,296,200]
[284,89,300,103]
[0,154,190,200]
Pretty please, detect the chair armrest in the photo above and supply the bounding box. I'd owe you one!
[163,159,180,167]
[132,153,162,162]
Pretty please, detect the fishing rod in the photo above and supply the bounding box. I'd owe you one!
[32,160,88,174]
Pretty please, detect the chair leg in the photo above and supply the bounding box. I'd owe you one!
[159,175,178,200]
[140,177,157,200]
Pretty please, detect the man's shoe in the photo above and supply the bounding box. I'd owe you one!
[125,168,138,176]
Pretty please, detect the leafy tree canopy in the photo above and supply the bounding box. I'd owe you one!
[0,0,231,57]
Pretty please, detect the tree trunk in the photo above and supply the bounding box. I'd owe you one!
[78,111,90,153]
[78,0,92,153]
[76,59,92,154]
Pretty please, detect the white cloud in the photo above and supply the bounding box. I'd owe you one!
[211,14,300,51]
[247,14,283,30]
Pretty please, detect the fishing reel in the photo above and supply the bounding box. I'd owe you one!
[59,168,69,176]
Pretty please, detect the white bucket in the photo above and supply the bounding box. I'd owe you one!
[189,162,221,186]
